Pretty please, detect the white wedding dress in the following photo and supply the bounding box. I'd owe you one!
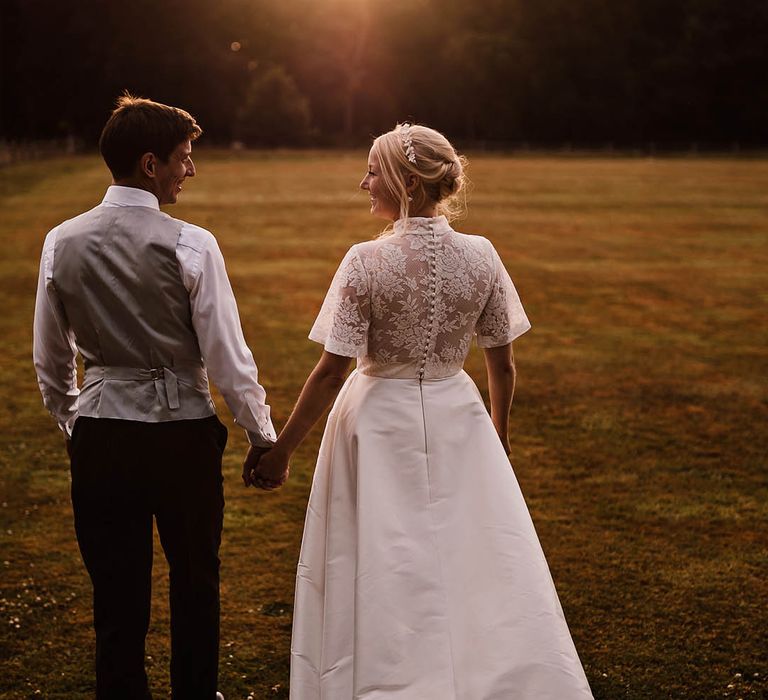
[290,216,593,699]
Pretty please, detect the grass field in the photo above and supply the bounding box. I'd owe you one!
[1,151,766,699]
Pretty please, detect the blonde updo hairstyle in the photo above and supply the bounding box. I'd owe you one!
[371,123,468,227]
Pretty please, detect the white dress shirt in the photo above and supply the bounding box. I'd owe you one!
[33,185,277,447]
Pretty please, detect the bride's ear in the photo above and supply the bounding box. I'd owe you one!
[405,173,419,194]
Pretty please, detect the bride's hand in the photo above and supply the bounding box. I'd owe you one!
[252,447,290,490]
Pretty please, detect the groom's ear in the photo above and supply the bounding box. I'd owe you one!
[139,152,156,179]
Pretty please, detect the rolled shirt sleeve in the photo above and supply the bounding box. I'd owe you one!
[178,224,277,447]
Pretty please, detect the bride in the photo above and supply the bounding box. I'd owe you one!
[247,123,594,699]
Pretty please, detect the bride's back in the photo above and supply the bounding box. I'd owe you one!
[310,215,530,380]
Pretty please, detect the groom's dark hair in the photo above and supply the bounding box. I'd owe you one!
[99,92,203,179]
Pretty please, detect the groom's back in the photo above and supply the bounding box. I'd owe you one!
[51,201,214,421]
[53,204,200,371]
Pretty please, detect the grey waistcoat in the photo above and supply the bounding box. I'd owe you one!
[52,204,215,423]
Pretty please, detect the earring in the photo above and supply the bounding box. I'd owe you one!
[407,195,413,202]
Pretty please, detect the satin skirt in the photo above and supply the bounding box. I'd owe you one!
[289,370,593,700]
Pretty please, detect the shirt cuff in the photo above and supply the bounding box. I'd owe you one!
[60,412,79,439]
[246,422,277,448]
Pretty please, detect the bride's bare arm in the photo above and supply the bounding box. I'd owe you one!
[244,350,353,488]
[483,343,516,455]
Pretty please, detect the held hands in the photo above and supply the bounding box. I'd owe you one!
[242,444,290,491]
[241,445,270,487]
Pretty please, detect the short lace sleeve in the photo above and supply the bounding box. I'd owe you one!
[309,246,370,357]
[476,243,531,347]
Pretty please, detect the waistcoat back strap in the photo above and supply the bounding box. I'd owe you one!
[84,365,205,411]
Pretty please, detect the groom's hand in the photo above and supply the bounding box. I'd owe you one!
[252,447,290,491]
[242,445,271,487]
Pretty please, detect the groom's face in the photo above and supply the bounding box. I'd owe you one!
[154,140,196,205]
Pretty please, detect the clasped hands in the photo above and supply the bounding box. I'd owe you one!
[242,444,290,490]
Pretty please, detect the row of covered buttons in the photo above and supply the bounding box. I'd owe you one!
[419,222,438,379]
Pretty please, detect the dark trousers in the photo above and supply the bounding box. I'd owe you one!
[69,416,228,700]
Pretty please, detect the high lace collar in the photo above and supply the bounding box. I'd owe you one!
[392,215,452,236]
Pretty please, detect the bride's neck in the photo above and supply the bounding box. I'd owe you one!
[398,204,438,220]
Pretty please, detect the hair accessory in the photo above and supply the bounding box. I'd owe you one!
[401,123,417,164]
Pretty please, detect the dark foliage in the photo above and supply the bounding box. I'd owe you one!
[1,0,766,146]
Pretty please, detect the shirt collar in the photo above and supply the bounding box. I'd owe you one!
[102,185,160,210]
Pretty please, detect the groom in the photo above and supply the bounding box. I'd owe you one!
[33,94,276,699]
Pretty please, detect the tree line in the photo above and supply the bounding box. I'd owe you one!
[1,0,766,148]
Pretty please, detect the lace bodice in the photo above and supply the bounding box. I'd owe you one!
[309,216,531,379]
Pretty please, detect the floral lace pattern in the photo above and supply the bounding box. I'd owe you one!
[309,216,531,379]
